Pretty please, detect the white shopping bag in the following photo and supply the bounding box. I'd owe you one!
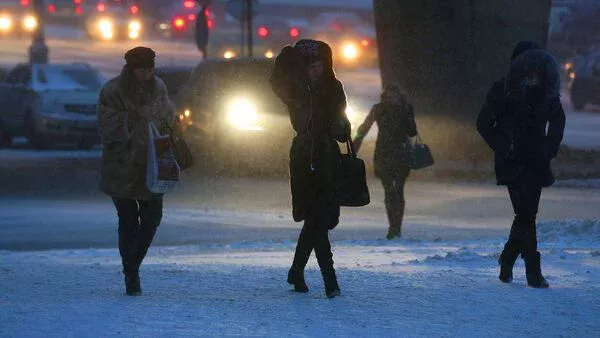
[146,121,181,193]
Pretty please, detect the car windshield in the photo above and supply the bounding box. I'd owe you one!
[35,66,102,92]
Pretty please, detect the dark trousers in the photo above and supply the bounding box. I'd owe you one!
[381,175,407,232]
[113,195,163,275]
[502,184,542,263]
[291,206,335,274]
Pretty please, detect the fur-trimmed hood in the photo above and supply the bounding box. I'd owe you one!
[505,49,561,100]
[270,40,338,107]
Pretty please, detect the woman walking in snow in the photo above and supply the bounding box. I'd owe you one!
[97,47,177,296]
[353,85,418,239]
[477,42,565,288]
[271,39,351,298]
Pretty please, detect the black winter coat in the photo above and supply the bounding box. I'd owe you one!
[477,49,566,187]
[356,101,417,180]
[271,41,351,226]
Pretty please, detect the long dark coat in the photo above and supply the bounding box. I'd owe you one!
[271,41,350,227]
[477,49,566,187]
[357,100,418,180]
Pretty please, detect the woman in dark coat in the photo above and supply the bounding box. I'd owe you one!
[271,40,351,298]
[477,42,565,288]
[353,85,417,239]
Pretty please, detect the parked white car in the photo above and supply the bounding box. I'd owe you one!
[0,63,102,149]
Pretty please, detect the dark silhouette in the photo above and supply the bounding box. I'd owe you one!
[97,47,177,296]
[477,41,566,288]
[353,85,417,239]
[271,40,351,298]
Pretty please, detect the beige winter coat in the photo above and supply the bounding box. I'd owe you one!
[97,67,176,200]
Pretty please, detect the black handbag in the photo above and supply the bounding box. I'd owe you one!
[165,121,194,171]
[337,139,370,207]
[409,135,434,170]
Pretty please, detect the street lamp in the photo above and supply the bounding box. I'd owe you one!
[28,0,49,64]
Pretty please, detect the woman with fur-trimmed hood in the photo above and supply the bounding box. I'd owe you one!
[271,39,351,298]
[97,46,176,296]
[477,42,566,289]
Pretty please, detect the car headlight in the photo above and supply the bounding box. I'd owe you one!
[97,18,113,40]
[128,20,141,39]
[129,20,142,32]
[226,98,263,131]
[0,15,13,31]
[22,15,37,32]
[178,109,193,125]
[223,50,236,59]
[564,62,573,71]
[264,50,274,59]
[341,42,359,60]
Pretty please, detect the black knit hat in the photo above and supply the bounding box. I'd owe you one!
[124,46,156,69]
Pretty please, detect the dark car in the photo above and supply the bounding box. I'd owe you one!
[308,12,378,68]
[173,58,292,171]
[155,66,193,98]
[570,52,600,111]
[152,0,203,39]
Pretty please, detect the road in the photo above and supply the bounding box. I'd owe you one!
[1,149,599,251]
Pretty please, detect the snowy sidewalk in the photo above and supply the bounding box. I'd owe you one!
[1,220,599,337]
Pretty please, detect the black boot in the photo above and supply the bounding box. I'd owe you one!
[287,268,309,293]
[525,252,549,289]
[498,248,519,283]
[498,256,516,283]
[124,271,142,296]
[385,195,404,240]
[322,268,341,299]
[498,219,521,283]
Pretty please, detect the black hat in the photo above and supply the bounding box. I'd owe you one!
[124,46,156,69]
[294,39,332,66]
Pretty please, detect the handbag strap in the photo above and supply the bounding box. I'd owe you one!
[414,134,423,145]
[345,138,357,158]
[149,121,161,137]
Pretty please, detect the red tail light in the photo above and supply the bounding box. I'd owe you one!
[289,27,299,38]
[207,19,213,29]
[75,6,83,15]
[188,14,196,21]
[73,0,82,4]
[48,4,56,13]
[257,26,269,38]
[130,5,139,14]
[173,17,186,29]
[96,3,106,12]
[20,0,29,6]
[183,0,195,8]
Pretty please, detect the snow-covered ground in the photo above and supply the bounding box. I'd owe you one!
[1,219,599,336]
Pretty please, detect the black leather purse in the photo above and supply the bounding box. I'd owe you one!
[165,121,194,171]
[337,139,370,207]
[409,135,434,170]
